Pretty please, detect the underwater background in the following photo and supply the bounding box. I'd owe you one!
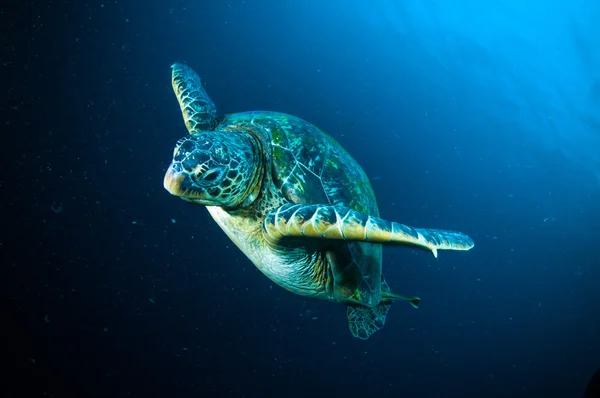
[2,1,599,397]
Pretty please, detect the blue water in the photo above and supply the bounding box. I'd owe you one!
[2,1,599,397]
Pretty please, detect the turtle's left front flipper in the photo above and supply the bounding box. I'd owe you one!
[264,203,474,258]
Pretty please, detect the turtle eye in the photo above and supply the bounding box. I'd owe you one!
[201,168,223,183]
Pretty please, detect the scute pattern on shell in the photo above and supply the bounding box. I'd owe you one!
[219,112,378,218]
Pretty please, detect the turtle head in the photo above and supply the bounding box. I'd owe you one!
[164,131,262,208]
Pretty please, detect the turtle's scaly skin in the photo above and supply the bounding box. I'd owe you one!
[171,63,218,131]
[164,63,474,339]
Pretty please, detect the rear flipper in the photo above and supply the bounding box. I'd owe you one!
[347,302,391,340]
[382,291,420,308]
[347,279,418,339]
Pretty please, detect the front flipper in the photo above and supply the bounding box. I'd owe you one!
[264,203,474,258]
[171,63,218,132]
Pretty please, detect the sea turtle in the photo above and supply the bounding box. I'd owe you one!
[163,63,474,339]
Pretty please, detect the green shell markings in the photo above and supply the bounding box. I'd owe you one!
[163,63,475,340]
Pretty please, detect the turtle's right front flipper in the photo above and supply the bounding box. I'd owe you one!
[263,203,474,258]
[171,62,218,132]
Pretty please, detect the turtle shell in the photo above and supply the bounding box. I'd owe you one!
[226,111,378,214]
[220,111,383,305]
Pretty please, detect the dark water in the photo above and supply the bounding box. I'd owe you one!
[2,1,600,397]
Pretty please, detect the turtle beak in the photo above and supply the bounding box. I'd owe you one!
[163,163,188,197]
[164,163,214,205]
